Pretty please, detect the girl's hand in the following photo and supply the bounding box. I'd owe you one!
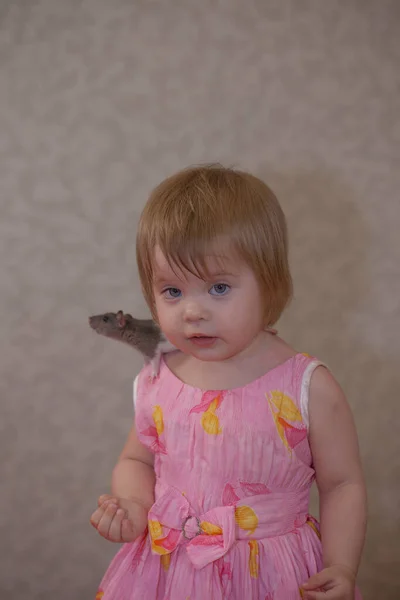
[301,564,356,599]
[90,494,148,543]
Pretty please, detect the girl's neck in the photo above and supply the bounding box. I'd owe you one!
[164,331,296,391]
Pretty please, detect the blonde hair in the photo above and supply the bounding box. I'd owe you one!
[136,164,293,326]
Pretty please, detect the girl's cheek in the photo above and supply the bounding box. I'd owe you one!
[157,309,175,333]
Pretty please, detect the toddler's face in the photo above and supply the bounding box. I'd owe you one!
[151,246,266,362]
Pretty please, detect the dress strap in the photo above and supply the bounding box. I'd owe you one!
[298,355,327,429]
[133,374,139,410]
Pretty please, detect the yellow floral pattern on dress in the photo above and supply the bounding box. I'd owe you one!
[200,521,223,535]
[235,505,258,535]
[151,539,172,556]
[268,390,303,422]
[190,391,226,435]
[266,390,307,454]
[152,405,164,435]
[306,517,321,540]
[148,519,181,555]
[148,519,163,540]
[95,591,104,600]
[160,554,171,571]
[201,397,222,435]
[248,540,259,578]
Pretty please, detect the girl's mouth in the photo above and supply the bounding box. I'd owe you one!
[188,335,217,347]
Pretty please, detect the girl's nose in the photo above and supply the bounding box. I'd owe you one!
[183,301,208,322]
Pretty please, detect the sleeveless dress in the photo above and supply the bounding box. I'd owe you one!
[95,353,362,600]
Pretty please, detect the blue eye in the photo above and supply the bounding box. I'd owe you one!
[163,287,182,299]
[210,283,230,296]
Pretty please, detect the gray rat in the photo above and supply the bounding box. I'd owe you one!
[88,310,177,379]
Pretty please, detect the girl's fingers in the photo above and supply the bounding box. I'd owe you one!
[303,569,332,590]
[90,504,107,528]
[98,494,118,507]
[304,591,342,600]
[94,503,119,538]
[121,518,136,542]
[90,496,140,543]
[107,508,126,542]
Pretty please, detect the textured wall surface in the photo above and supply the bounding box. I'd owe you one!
[1,1,399,598]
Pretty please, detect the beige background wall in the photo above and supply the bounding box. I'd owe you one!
[1,1,399,598]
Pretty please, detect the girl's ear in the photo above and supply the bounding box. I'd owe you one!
[116,310,126,328]
[266,326,278,335]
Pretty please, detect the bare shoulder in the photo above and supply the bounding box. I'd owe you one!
[308,365,350,419]
[308,365,364,490]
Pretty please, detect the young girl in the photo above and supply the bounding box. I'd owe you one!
[90,165,367,600]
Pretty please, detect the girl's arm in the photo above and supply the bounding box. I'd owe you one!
[303,366,367,598]
[90,423,155,543]
[111,421,156,509]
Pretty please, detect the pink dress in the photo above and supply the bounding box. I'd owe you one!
[95,353,362,600]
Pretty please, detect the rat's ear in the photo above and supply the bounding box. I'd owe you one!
[116,310,126,328]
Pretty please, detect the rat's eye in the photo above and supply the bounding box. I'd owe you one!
[102,316,109,322]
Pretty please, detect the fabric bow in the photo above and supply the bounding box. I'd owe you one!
[148,486,236,569]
